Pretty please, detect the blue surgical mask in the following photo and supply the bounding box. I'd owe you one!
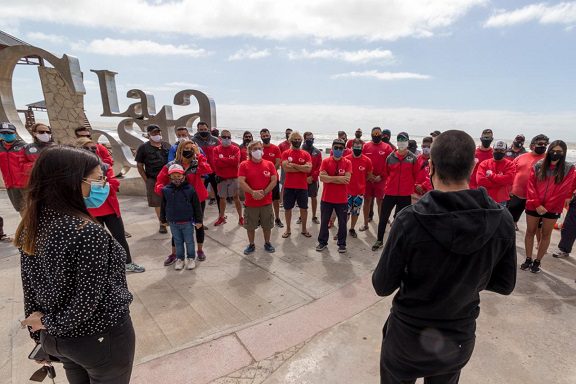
[222,138,232,146]
[333,148,344,158]
[0,133,16,142]
[84,182,110,208]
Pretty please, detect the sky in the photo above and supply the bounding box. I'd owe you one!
[2,0,576,141]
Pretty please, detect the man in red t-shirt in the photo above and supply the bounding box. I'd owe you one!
[260,128,284,228]
[281,132,312,238]
[316,139,352,253]
[344,141,373,238]
[238,141,278,255]
[302,132,323,224]
[470,128,494,189]
[346,128,365,149]
[213,130,242,226]
[278,128,293,207]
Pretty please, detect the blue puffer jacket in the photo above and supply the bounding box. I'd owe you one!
[160,181,203,224]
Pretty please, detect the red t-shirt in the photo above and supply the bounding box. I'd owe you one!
[278,140,291,153]
[281,149,312,190]
[238,159,278,207]
[362,142,393,178]
[263,144,281,168]
[320,156,352,204]
[344,154,373,196]
[213,144,240,179]
[470,147,493,189]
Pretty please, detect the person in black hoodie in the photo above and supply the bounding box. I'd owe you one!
[372,130,516,384]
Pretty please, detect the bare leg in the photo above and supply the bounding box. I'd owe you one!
[311,197,318,218]
[363,198,372,227]
[263,228,272,243]
[273,200,280,220]
[154,206,161,221]
[524,215,540,259]
[234,195,243,219]
[219,197,227,219]
[536,218,557,260]
[351,215,359,230]
[284,209,292,234]
[247,229,256,244]
[300,208,308,233]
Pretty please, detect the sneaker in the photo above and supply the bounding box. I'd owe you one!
[164,254,177,266]
[264,242,276,253]
[296,217,302,224]
[552,249,570,258]
[372,241,383,251]
[275,218,284,228]
[338,245,347,254]
[214,216,227,226]
[125,262,145,273]
[209,198,216,206]
[239,217,245,226]
[520,257,533,270]
[349,229,357,238]
[312,217,320,224]
[244,244,256,255]
[174,259,185,270]
[197,250,206,261]
[185,258,196,270]
[315,243,327,252]
[159,224,168,234]
[530,259,541,274]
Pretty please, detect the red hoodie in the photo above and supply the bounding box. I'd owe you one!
[526,161,576,214]
[476,158,516,203]
[414,155,432,195]
[213,144,241,179]
[154,154,212,202]
[470,147,493,189]
[88,164,120,217]
[383,151,420,196]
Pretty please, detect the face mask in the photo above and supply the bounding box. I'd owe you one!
[291,140,302,149]
[397,141,408,151]
[199,131,210,138]
[182,150,194,159]
[332,148,344,158]
[493,152,506,161]
[262,137,271,145]
[304,139,314,147]
[549,152,562,162]
[422,147,431,156]
[222,138,232,146]
[513,141,523,149]
[355,133,362,139]
[171,177,184,186]
[251,149,263,160]
[84,182,110,208]
[371,136,382,144]
[177,137,188,143]
[382,136,390,143]
[353,148,362,157]
[534,146,546,155]
[150,134,162,143]
[481,138,493,148]
[0,133,16,142]
[36,133,51,143]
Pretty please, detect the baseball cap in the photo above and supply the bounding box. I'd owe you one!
[493,140,507,150]
[0,122,16,133]
[397,132,409,141]
[430,130,441,137]
[332,139,346,147]
[168,164,185,175]
[382,129,392,137]
[147,124,161,133]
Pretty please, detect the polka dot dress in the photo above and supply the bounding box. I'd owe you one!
[20,208,133,340]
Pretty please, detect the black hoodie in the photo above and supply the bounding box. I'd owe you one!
[372,188,516,337]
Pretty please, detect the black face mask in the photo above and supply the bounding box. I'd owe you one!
[262,137,271,145]
[371,136,382,144]
[382,136,390,143]
[493,152,505,161]
[353,148,362,157]
[534,146,546,155]
[199,131,209,138]
[304,139,314,147]
[355,133,362,139]
[513,141,523,149]
[549,153,563,162]
[182,150,194,159]
[481,138,493,148]
[291,140,302,149]
[408,145,417,154]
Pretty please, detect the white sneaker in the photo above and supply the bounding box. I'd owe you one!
[185,258,196,270]
[552,249,569,258]
[174,259,185,270]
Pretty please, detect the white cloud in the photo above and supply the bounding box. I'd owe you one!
[288,49,394,63]
[331,70,431,80]
[485,2,576,28]
[3,0,486,41]
[70,38,209,57]
[228,48,271,61]
[121,81,204,92]
[26,32,67,44]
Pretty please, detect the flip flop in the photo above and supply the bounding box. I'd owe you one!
[358,225,369,232]
[282,232,291,238]
[301,231,312,238]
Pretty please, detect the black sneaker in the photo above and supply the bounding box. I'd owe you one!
[520,257,533,270]
[348,228,357,238]
[244,244,256,255]
[315,243,327,252]
[275,218,284,228]
[338,245,347,254]
[530,259,541,274]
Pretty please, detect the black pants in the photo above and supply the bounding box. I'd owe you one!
[559,197,576,253]
[377,195,412,242]
[41,316,135,384]
[96,215,132,263]
[507,195,526,223]
[0,215,4,236]
[381,369,461,384]
[204,173,221,214]
[318,201,348,246]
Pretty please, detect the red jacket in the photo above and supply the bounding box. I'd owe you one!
[383,151,420,196]
[96,143,114,166]
[414,155,432,195]
[476,158,516,203]
[213,144,240,179]
[154,155,212,202]
[526,161,576,214]
[88,163,121,217]
[0,140,31,189]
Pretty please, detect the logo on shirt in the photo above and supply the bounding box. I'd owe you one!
[268,153,275,157]
[358,166,366,171]
[28,146,38,153]
[379,151,386,155]
[338,169,345,174]
[263,170,271,177]
[299,158,305,163]
[219,154,224,158]
[288,156,293,162]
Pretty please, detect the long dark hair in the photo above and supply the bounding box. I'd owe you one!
[536,140,568,184]
[14,145,100,254]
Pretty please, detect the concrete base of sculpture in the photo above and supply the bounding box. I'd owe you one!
[117,169,146,196]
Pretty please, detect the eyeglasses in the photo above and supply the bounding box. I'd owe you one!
[83,176,107,186]
[333,146,345,151]
[37,130,51,134]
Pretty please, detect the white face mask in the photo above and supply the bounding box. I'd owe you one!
[177,137,188,143]
[251,149,263,160]
[150,134,162,143]
[222,138,232,146]
[397,141,408,151]
[422,147,431,156]
[36,133,51,143]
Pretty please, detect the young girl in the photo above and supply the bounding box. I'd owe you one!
[522,140,576,273]
[160,164,203,271]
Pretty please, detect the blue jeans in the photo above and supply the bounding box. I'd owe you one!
[169,222,196,260]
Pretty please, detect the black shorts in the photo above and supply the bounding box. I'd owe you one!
[307,181,319,198]
[525,210,561,220]
[283,188,308,210]
[272,184,280,201]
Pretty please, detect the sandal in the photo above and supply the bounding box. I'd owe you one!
[358,225,369,232]
[282,232,291,238]
[301,231,312,238]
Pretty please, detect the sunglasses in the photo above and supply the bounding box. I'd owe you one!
[37,130,51,134]
[333,146,345,151]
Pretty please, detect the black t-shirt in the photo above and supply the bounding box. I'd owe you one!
[135,141,170,178]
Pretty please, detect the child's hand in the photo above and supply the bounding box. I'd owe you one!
[195,223,203,229]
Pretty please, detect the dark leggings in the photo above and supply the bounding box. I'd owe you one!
[204,173,221,214]
[0,215,4,236]
[377,195,412,242]
[559,197,576,253]
[507,195,526,223]
[170,201,206,248]
[96,215,132,263]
